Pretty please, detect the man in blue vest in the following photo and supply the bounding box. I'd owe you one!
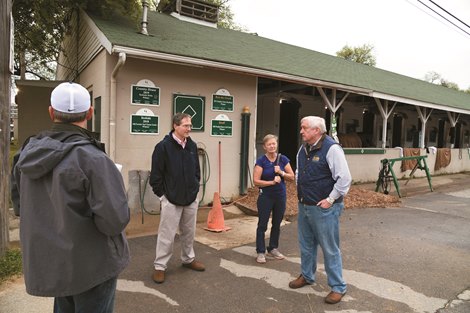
[289,116,352,304]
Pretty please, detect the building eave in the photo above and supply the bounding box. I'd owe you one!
[82,10,112,54]
[112,45,373,96]
[372,91,470,115]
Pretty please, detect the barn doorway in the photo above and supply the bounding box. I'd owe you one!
[279,99,301,170]
[392,114,403,147]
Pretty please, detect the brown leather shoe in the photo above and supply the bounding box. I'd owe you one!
[289,275,310,289]
[152,270,165,284]
[182,260,205,271]
[325,291,346,304]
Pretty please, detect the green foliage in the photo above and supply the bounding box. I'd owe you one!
[440,80,459,91]
[0,249,22,284]
[336,44,377,67]
[12,0,242,79]
[12,0,142,79]
[424,71,461,91]
[209,0,246,31]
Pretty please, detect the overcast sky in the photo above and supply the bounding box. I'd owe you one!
[229,0,470,90]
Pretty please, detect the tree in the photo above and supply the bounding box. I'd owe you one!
[210,0,246,31]
[1,0,12,258]
[14,0,243,80]
[424,71,442,84]
[424,71,460,91]
[440,79,460,91]
[336,44,377,66]
[12,0,143,80]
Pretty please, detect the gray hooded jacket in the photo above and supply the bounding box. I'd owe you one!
[11,125,130,297]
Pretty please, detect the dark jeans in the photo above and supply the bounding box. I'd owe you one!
[256,193,286,253]
[53,277,117,313]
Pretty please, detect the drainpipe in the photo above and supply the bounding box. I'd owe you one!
[239,106,251,195]
[109,52,126,161]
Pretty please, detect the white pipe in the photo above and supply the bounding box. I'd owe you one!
[109,52,126,161]
[141,1,149,35]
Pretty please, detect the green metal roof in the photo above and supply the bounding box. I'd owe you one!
[90,11,470,112]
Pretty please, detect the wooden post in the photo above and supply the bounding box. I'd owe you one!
[0,0,13,257]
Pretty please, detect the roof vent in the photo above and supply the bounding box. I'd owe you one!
[141,0,149,35]
[159,0,219,28]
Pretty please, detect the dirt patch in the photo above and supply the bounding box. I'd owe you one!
[234,180,400,220]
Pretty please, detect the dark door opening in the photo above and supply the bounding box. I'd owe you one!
[437,119,446,148]
[94,96,101,140]
[87,91,93,131]
[279,99,301,170]
[392,115,403,147]
[453,123,461,148]
[362,110,374,147]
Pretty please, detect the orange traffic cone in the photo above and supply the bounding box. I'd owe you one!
[204,192,231,232]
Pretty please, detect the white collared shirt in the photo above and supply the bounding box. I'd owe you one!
[172,132,187,149]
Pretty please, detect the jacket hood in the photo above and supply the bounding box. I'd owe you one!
[16,136,91,180]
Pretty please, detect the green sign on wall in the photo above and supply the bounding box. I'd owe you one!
[173,94,205,131]
[130,115,159,134]
[132,85,160,105]
[211,119,233,137]
[212,94,234,112]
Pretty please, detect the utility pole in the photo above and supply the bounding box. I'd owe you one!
[0,0,13,257]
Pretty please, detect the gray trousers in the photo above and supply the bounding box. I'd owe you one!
[154,196,198,270]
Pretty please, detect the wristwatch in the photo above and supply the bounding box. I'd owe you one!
[326,197,335,205]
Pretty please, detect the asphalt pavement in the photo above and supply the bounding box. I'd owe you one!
[1,173,470,313]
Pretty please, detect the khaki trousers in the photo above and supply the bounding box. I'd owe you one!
[154,196,198,270]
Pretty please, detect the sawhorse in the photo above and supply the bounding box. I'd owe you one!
[375,155,433,197]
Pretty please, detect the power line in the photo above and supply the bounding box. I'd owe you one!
[427,0,470,30]
[416,0,470,37]
[404,0,452,31]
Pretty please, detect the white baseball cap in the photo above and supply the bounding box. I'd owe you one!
[50,82,91,113]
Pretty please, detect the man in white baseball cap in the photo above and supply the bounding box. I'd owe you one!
[50,82,91,113]
[11,81,130,312]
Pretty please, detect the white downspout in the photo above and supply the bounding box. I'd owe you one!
[109,52,126,161]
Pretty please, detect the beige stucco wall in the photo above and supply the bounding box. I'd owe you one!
[346,148,470,184]
[106,56,257,204]
[15,81,60,145]
[76,49,109,135]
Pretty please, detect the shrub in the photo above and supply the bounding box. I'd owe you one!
[0,249,22,284]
